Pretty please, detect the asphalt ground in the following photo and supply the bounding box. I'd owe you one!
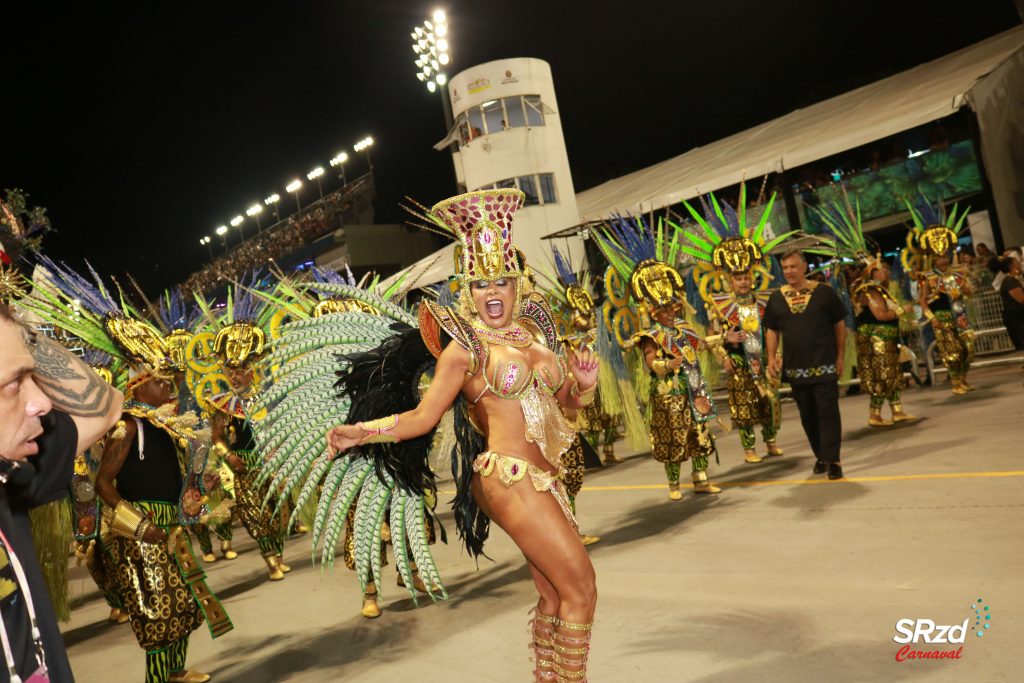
[61,364,1024,682]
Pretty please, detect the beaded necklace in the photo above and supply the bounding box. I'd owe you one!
[471,318,534,348]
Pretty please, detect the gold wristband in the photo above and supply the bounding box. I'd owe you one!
[577,385,596,407]
[357,414,400,444]
[111,500,148,540]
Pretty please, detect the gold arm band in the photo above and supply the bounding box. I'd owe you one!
[357,414,400,445]
[569,381,597,408]
[111,500,148,540]
[923,309,936,321]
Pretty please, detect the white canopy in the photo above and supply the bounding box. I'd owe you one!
[575,26,1024,220]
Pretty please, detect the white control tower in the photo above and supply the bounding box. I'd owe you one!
[438,57,583,273]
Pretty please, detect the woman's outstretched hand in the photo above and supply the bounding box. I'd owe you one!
[571,346,599,390]
[326,424,364,457]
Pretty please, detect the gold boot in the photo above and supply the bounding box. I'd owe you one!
[220,540,238,560]
[962,379,976,391]
[602,445,623,465]
[552,618,592,683]
[108,607,129,624]
[276,555,291,573]
[579,533,601,546]
[765,441,784,457]
[168,671,211,683]
[744,449,763,464]
[890,403,917,423]
[692,470,722,494]
[667,482,683,501]
[397,567,429,593]
[202,552,217,563]
[951,379,968,395]
[361,583,381,619]
[868,406,892,427]
[264,554,285,581]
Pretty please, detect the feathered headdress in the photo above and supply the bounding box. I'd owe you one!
[901,195,969,273]
[806,188,885,282]
[671,183,792,302]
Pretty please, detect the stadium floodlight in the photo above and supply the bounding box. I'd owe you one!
[412,10,450,94]
[354,137,374,153]
[264,193,280,205]
[230,215,244,227]
[245,203,262,216]
[215,225,228,236]
[285,179,302,193]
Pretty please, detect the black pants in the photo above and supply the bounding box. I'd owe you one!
[790,381,842,463]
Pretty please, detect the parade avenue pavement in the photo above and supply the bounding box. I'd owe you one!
[62,365,1023,682]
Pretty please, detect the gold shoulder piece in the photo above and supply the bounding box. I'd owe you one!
[418,300,483,373]
[519,292,559,351]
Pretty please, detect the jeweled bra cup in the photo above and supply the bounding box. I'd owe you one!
[473,452,578,529]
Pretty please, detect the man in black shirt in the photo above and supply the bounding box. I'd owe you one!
[763,251,848,480]
[0,302,123,682]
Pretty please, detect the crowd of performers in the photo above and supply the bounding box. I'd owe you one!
[0,182,995,682]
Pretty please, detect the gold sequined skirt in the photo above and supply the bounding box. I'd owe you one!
[856,331,901,397]
[725,365,775,429]
[235,468,287,548]
[649,393,715,464]
[105,533,204,651]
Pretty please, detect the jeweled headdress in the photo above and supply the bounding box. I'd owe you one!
[902,196,969,273]
[430,190,524,285]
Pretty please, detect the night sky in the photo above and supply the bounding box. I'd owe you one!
[3,1,1020,293]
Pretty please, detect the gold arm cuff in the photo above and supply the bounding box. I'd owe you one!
[111,500,148,540]
[357,414,400,444]
[576,384,596,407]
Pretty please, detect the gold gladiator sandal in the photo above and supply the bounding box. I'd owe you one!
[552,618,592,682]
[530,611,558,682]
[890,403,917,423]
[765,441,784,457]
[220,540,238,560]
[744,449,763,464]
[361,582,382,619]
[692,470,722,494]
[667,482,683,501]
[868,406,892,427]
[263,554,285,581]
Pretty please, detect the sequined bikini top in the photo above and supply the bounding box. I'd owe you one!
[474,346,567,402]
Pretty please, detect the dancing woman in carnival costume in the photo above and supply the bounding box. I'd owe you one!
[674,185,791,464]
[186,280,291,580]
[24,258,232,683]
[903,198,974,395]
[256,190,599,682]
[812,194,919,426]
[596,214,721,500]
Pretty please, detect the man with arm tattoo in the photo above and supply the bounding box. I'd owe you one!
[0,302,123,683]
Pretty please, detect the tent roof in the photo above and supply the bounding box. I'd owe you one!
[574,26,1024,221]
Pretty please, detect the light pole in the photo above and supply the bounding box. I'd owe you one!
[230,214,245,242]
[307,167,325,200]
[412,9,453,130]
[264,193,281,222]
[246,203,264,232]
[215,225,229,251]
[330,152,348,186]
[285,179,303,213]
[354,137,374,175]
[200,236,213,262]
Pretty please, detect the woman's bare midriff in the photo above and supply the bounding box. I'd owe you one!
[466,392,554,473]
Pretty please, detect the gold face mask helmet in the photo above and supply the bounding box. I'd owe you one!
[630,259,685,311]
[902,198,970,274]
[214,321,265,368]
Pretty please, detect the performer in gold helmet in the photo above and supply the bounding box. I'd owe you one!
[904,198,974,395]
[676,187,790,464]
[597,214,721,501]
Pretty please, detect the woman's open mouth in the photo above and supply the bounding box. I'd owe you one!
[486,299,504,319]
